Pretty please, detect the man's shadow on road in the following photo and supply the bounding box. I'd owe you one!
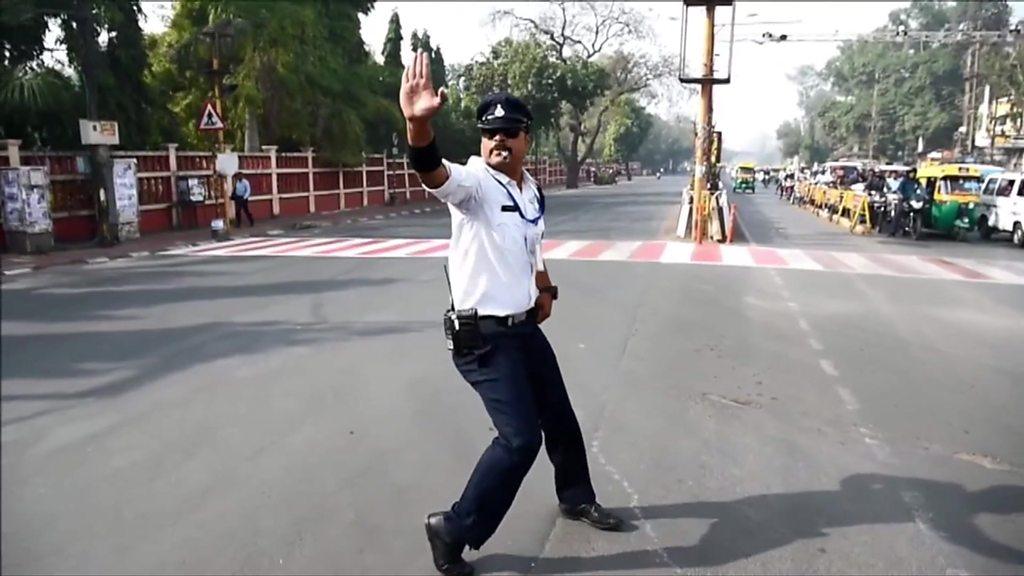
[476,473,1024,574]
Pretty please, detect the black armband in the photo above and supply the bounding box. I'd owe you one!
[408,138,443,173]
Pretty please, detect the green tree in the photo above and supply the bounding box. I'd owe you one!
[636,113,693,174]
[430,44,447,89]
[381,11,403,69]
[0,0,163,243]
[457,38,563,134]
[0,65,83,149]
[602,97,652,180]
[0,0,84,149]
[778,1,1016,164]
[776,119,803,160]
[0,0,159,147]
[493,1,668,188]
[408,30,447,88]
[150,0,396,164]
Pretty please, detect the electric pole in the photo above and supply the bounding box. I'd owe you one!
[693,4,716,244]
[868,70,879,161]
[202,22,232,232]
[963,40,982,157]
[678,0,735,244]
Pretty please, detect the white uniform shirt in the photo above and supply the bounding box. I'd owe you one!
[424,156,545,316]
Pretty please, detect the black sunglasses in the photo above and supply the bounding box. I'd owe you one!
[481,127,525,140]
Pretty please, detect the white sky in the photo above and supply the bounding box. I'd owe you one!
[141,1,1024,158]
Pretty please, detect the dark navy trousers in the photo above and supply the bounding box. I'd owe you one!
[444,315,596,549]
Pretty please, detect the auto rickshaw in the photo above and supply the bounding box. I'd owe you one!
[913,163,984,241]
[732,162,756,194]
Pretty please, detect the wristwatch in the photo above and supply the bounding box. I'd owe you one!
[539,285,559,300]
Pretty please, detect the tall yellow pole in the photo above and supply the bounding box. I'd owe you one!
[692,4,716,243]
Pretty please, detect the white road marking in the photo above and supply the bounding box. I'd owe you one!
[659,242,694,263]
[835,386,859,410]
[543,240,590,259]
[797,318,811,332]
[589,436,683,574]
[778,248,825,271]
[598,241,642,261]
[833,251,888,275]
[808,338,824,351]
[819,359,839,377]
[947,258,1023,283]
[2,268,33,276]
[160,237,1024,286]
[719,244,755,266]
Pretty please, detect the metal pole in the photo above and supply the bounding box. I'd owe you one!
[869,71,879,160]
[692,3,716,244]
[968,41,981,157]
[961,42,973,157]
[212,31,230,232]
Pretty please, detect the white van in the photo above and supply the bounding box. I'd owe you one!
[978,171,1024,247]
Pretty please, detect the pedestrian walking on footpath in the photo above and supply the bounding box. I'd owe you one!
[232,172,255,227]
[399,50,624,576]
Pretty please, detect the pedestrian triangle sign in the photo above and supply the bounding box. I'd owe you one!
[198,101,225,131]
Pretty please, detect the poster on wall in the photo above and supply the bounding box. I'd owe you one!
[175,177,208,204]
[112,158,139,224]
[23,184,52,233]
[1,167,52,234]
[2,169,21,230]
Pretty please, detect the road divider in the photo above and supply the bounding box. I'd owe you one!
[793,182,875,234]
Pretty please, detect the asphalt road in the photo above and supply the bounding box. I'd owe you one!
[2,175,1022,575]
[732,182,1024,260]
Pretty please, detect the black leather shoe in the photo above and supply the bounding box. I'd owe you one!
[425,512,474,576]
[560,502,624,531]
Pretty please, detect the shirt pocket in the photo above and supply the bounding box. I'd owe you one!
[491,204,526,251]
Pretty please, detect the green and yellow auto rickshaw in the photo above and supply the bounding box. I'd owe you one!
[732,162,756,194]
[915,163,984,241]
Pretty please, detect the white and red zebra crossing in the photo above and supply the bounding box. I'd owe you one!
[161,236,1024,285]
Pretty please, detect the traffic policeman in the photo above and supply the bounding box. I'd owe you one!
[399,51,623,576]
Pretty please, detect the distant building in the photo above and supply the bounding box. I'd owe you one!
[974,86,1024,169]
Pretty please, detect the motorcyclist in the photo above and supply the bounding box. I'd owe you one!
[885,171,901,193]
[864,169,886,194]
[888,167,920,237]
[864,169,887,229]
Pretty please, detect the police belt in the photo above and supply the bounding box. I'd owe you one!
[479,308,537,328]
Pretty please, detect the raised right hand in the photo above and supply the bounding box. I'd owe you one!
[400,50,448,123]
